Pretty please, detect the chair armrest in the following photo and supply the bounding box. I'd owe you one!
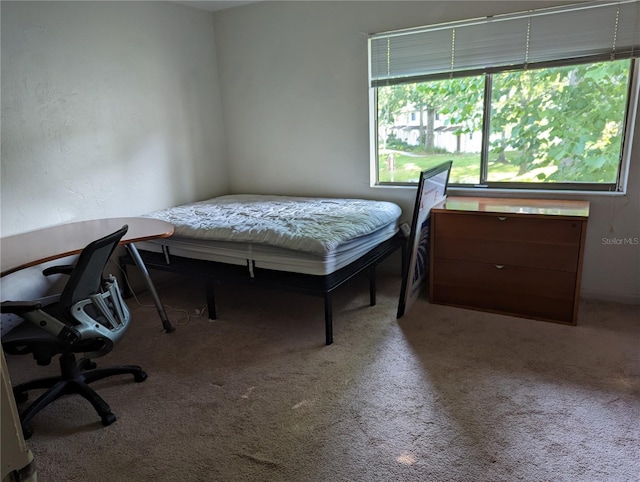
[0,301,42,315]
[43,265,74,276]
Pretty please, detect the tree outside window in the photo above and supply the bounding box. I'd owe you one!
[376,59,632,188]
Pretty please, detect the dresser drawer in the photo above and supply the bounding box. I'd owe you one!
[431,258,577,323]
[433,213,583,272]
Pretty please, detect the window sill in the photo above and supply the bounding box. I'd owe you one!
[370,184,628,198]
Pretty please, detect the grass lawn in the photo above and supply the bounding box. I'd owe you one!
[378,150,557,184]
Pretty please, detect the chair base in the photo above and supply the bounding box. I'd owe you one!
[13,352,147,439]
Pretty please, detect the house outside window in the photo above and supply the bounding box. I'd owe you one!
[369,0,640,192]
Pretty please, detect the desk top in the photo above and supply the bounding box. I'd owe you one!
[432,196,590,219]
[1,217,174,277]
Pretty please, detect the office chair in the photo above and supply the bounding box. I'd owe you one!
[1,225,147,439]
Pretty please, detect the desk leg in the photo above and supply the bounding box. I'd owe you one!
[126,243,175,333]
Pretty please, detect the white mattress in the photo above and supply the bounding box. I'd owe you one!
[139,194,402,275]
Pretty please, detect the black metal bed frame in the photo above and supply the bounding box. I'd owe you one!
[119,234,405,345]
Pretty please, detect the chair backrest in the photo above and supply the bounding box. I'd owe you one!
[58,225,128,309]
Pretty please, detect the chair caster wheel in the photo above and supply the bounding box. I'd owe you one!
[101,412,117,426]
[22,425,33,440]
[135,371,148,383]
[79,359,97,370]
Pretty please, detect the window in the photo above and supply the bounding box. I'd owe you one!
[370,1,640,191]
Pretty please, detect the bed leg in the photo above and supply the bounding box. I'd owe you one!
[369,266,377,306]
[206,281,217,320]
[324,295,333,345]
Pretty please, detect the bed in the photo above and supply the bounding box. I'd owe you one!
[119,194,404,344]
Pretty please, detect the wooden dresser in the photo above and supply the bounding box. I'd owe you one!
[429,197,590,324]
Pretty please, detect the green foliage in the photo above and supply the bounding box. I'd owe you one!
[378,60,631,184]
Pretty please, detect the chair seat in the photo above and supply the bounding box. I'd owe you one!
[3,322,109,365]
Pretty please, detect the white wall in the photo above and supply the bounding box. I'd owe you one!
[1,1,228,237]
[1,1,637,304]
[213,1,639,304]
[0,1,229,334]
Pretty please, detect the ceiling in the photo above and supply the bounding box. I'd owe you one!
[177,1,260,12]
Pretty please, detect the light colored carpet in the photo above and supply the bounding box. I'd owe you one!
[4,273,639,481]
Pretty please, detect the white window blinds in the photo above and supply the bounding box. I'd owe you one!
[370,0,640,86]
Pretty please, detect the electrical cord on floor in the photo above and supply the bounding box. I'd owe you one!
[107,260,207,326]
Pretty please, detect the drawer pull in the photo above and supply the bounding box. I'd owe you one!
[495,264,505,269]
[497,216,507,221]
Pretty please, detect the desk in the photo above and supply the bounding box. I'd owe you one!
[1,217,175,332]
